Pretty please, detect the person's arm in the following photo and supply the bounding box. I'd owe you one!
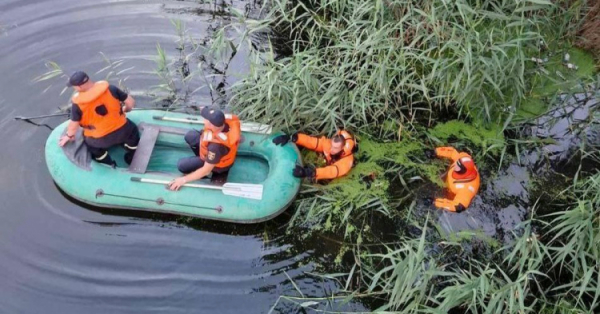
[168,163,215,191]
[434,192,473,213]
[58,104,82,147]
[295,134,328,152]
[122,95,135,112]
[314,155,354,181]
[58,121,80,146]
[435,147,459,161]
[168,143,226,191]
[109,85,135,112]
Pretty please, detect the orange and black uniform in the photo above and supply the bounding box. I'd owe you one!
[434,147,480,212]
[294,130,356,181]
[178,113,241,180]
[70,81,139,165]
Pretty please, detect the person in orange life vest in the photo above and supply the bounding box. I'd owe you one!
[272,130,357,181]
[58,71,139,167]
[168,107,241,191]
[425,147,480,213]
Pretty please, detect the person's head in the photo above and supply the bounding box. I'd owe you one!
[67,71,94,92]
[201,107,225,132]
[330,134,345,155]
[452,156,477,180]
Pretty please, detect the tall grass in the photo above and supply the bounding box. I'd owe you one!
[544,170,600,310]
[223,0,587,134]
[356,176,600,312]
[364,221,439,313]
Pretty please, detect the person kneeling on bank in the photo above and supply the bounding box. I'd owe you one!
[168,107,241,191]
[273,130,357,182]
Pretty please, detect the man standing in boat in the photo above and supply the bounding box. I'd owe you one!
[168,107,241,191]
[272,130,357,181]
[58,71,139,167]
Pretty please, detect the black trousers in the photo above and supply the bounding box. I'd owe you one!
[84,119,140,166]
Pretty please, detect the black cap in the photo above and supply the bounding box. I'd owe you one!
[67,71,90,87]
[200,107,225,127]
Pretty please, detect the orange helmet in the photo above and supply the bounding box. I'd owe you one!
[452,156,478,181]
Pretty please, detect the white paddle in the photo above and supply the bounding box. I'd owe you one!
[152,115,273,135]
[130,177,263,200]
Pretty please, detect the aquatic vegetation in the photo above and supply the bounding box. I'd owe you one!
[289,135,444,239]
[224,0,593,135]
[33,53,133,100]
[206,0,600,310]
[428,120,505,156]
[517,47,598,119]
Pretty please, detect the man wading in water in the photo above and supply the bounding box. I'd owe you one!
[425,146,480,213]
[58,71,139,167]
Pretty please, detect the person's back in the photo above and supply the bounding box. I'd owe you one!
[58,71,139,167]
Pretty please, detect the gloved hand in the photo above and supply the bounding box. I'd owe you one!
[292,165,315,179]
[423,198,433,206]
[272,133,298,146]
[424,149,436,159]
[454,204,466,213]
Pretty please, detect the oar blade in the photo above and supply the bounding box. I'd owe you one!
[222,189,263,200]
[222,183,264,200]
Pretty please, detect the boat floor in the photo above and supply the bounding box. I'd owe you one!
[108,144,270,184]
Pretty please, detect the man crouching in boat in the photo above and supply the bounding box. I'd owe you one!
[272,130,357,182]
[168,107,241,191]
[58,71,139,167]
[425,146,480,213]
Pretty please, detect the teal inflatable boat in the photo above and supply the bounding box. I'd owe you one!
[45,110,302,223]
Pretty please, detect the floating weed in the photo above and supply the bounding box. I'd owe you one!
[290,136,446,236]
[428,120,506,156]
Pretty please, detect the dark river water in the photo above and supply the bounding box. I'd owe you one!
[0,1,367,313]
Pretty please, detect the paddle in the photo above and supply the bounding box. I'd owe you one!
[152,115,273,135]
[13,107,196,121]
[130,177,263,200]
[14,113,70,120]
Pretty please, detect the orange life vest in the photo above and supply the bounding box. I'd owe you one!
[199,114,241,168]
[435,150,480,211]
[322,130,356,165]
[72,81,126,138]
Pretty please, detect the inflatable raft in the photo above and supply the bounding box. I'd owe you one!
[45,110,302,223]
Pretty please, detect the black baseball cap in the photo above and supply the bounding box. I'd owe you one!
[67,71,90,87]
[200,107,225,127]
